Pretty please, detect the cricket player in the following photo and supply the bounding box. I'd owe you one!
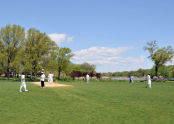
[48,73,51,83]
[146,74,151,88]
[48,72,53,83]
[86,74,89,83]
[129,75,133,83]
[19,72,28,92]
[41,72,45,88]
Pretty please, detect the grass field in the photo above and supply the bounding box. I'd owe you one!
[0,80,174,124]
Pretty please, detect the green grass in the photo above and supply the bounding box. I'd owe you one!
[0,80,174,124]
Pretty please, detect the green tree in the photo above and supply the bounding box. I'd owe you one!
[0,41,7,75]
[0,24,25,79]
[71,64,81,72]
[11,47,24,77]
[144,41,174,76]
[53,47,73,80]
[169,68,174,78]
[23,28,55,80]
[80,62,96,72]
[42,44,58,74]
[166,65,174,78]
[158,65,169,77]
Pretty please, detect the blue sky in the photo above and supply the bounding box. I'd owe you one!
[0,0,174,72]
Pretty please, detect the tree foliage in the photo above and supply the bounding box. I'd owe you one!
[0,41,6,74]
[0,24,96,80]
[52,47,73,80]
[0,24,25,79]
[23,28,56,79]
[72,62,96,72]
[80,62,96,72]
[144,41,174,76]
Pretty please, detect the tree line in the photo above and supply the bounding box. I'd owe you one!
[104,65,174,78]
[0,25,173,80]
[0,24,96,80]
[103,41,174,79]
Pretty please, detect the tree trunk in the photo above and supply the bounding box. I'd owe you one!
[7,68,9,80]
[34,73,36,81]
[13,71,15,78]
[33,65,36,81]
[30,72,33,80]
[7,58,10,80]
[17,73,19,78]
[58,69,61,80]
[155,64,158,77]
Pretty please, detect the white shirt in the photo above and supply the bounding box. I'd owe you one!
[48,74,53,78]
[41,74,45,81]
[48,74,51,78]
[21,75,25,82]
[86,74,89,79]
[147,75,151,81]
[147,75,151,84]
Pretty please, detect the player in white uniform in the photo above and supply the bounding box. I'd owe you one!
[48,72,54,83]
[41,72,45,88]
[19,72,28,92]
[146,74,151,88]
[86,74,89,83]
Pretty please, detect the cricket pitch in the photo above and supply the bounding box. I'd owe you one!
[33,82,72,87]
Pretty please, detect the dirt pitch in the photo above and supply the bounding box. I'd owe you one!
[33,82,72,87]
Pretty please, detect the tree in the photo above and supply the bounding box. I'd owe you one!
[71,71,82,80]
[41,41,58,74]
[0,41,7,75]
[71,64,81,72]
[11,47,24,77]
[53,47,73,80]
[144,41,174,76]
[96,73,101,80]
[80,62,96,72]
[158,65,169,78]
[23,28,55,80]
[71,63,96,73]
[89,72,95,79]
[0,24,25,79]
[169,67,174,78]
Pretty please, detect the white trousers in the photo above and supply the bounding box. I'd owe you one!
[48,77,53,83]
[50,78,53,83]
[48,77,51,83]
[86,79,89,83]
[147,80,151,88]
[20,81,27,91]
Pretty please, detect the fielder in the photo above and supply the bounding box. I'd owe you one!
[146,74,151,88]
[48,72,54,83]
[86,74,89,83]
[129,75,133,83]
[19,72,28,92]
[40,72,45,88]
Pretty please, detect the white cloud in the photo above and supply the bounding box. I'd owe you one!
[48,33,73,45]
[67,36,74,43]
[72,46,147,72]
